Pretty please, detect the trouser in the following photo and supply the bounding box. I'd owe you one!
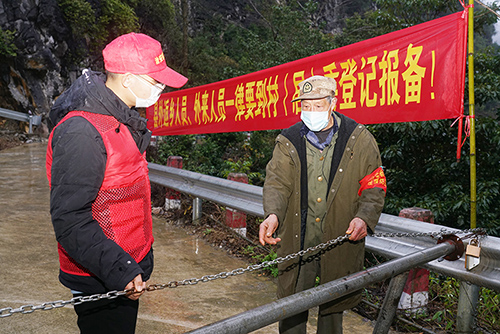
[279,257,343,334]
[73,294,139,334]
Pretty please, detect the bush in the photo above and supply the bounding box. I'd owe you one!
[0,28,17,58]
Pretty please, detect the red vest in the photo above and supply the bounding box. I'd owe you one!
[46,111,154,276]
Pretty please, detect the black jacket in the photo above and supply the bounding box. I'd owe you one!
[48,69,153,294]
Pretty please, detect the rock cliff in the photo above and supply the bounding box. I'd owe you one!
[0,0,74,125]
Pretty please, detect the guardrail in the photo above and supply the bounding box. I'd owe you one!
[148,162,500,291]
[0,107,41,134]
[148,163,264,216]
[148,162,500,333]
[187,241,458,334]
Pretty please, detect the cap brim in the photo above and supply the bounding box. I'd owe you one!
[149,66,188,88]
[291,93,331,103]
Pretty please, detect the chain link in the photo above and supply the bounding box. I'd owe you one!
[372,227,486,239]
[0,228,487,318]
[0,290,129,318]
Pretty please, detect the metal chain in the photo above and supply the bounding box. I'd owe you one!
[146,234,351,292]
[0,234,350,318]
[0,227,487,318]
[0,290,128,318]
[372,227,486,239]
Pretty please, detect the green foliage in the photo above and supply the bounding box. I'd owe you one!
[478,286,500,330]
[57,0,139,60]
[153,132,247,177]
[0,28,17,58]
[334,10,403,47]
[427,273,500,332]
[94,0,139,49]
[375,0,460,26]
[473,47,500,117]
[221,158,263,185]
[241,246,278,277]
[203,228,214,236]
[133,0,178,46]
[154,130,278,186]
[187,0,335,85]
[428,274,459,331]
[254,250,278,277]
[57,0,94,38]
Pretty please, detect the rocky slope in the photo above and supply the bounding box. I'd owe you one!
[0,0,74,134]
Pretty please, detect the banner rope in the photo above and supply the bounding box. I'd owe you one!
[451,114,473,160]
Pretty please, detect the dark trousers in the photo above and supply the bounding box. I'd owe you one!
[279,258,343,334]
[73,294,139,334]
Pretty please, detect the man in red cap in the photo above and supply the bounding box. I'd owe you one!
[46,32,187,334]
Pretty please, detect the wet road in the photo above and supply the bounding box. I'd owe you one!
[0,143,381,333]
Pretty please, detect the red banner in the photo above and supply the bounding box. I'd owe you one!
[147,11,467,136]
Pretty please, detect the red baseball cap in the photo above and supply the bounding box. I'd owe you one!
[103,32,188,88]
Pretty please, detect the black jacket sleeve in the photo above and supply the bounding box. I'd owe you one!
[49,117,144,291]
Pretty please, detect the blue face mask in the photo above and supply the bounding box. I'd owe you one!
[301,110,330,131]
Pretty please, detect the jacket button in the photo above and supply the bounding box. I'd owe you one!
[339,168,343,173]
[315,217,320,222]
[331,189,335,192]
[295,213,299,216]
[317,198,322,203]
[317,176,323,182]
[319,156,324,161]
[295,235,298,238]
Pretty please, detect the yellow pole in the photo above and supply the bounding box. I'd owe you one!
[468,0,477,229]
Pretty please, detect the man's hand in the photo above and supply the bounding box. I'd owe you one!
[346,217,368,241]
[125,274,146,300]
[259,214,281,246]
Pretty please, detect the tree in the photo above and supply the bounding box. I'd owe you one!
[186,0,335,85]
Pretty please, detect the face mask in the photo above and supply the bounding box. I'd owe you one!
[301,110,330,131]
[129,75,165,108]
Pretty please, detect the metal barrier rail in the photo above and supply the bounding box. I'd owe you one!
[148,163,264,216]
[0,107,41,134]
[369,214,500,292]
[148,162,500,292]
[187,241,458,334]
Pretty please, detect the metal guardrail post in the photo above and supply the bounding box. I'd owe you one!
[0,108,41,134]
[373,271,410,334]
[192,197,202,225]
[186,241,457,334]
[28,114,41,134]
[457,282,480,333]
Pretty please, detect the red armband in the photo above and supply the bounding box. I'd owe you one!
[358,166,387,196]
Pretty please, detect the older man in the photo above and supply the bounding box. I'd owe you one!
[259,75,386,333]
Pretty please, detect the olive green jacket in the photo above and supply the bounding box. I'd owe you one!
[263,112,385,313]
